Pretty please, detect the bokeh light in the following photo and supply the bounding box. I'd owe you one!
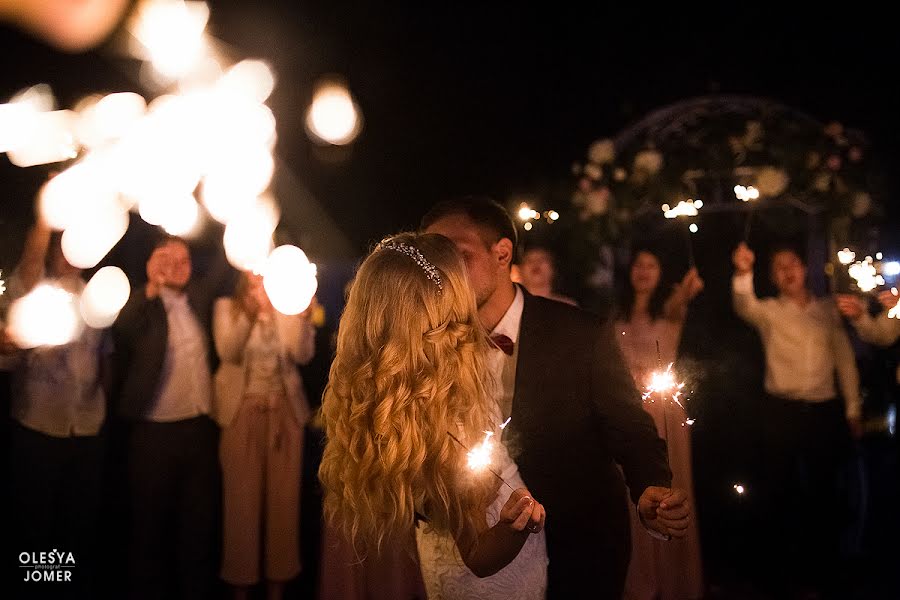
[262,245,318,315]
[7,283,83,348]
[80,266,131,328]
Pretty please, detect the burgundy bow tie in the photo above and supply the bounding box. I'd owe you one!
[490,334,515,356]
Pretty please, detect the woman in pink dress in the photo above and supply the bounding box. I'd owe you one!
[615,248,705,600]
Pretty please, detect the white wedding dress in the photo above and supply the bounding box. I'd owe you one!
[415,441,548,600]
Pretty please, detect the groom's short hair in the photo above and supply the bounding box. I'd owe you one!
[420,195,518,252]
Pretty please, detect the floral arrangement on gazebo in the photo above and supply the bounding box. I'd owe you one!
[562,95,885,295]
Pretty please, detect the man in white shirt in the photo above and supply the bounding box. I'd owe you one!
[113,236,223,600]
[732,241,861,596]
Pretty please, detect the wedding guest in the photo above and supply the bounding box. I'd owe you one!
[3,219,109,599]
[731,241,861,596]
[423,197,690,600]
[112,235,227,600]
[319,232,548,600]
[212,273,316,600]
[615,247,705,600]
[517,245,577,306]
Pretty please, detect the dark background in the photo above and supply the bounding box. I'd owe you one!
[2,3,898,598]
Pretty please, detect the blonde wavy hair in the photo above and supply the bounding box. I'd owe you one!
[318,232,496,556]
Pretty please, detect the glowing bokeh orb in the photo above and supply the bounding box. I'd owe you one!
[7,283,83,348]
[262,245,318,315]
[305,83,361,145]
[80,266,131,328]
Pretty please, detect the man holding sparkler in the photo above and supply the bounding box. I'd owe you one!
[731,241,862,597]
[423,197,689,600]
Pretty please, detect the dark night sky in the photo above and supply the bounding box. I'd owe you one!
[1,3,899,259]
[210,2,900,252]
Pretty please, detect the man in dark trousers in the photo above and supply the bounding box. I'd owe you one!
[112,236,226,600]
[422,197,690,599]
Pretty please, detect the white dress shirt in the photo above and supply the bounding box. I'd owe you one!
[489,286,524,423]
[732,272,861,418]
[148,288,212,422]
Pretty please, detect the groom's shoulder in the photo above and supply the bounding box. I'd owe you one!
[525,293,603,332]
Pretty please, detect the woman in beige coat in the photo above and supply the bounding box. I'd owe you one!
[212,272,316,600]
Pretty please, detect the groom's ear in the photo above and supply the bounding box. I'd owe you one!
[494,238,514,271]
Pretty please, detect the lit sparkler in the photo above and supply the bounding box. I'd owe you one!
[848,256,884,293]
[837,248,856,266]
[735,185,760,241]
[661,199,702,219]
[447,429,513,491]
[661,199,702,267]
[643,341,693,439]
[734,185,760,202]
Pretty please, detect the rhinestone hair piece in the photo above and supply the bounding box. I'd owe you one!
[375,240,443,292]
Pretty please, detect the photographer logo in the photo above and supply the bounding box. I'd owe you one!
[19,549,75,583]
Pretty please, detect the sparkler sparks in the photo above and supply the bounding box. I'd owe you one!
[661,199,702,219]
[447,427,514,491]
[467,431,494,471]
[848,256,884,293]
[734,185,760,202]
[838,248,856,265]
[643,363,687,413]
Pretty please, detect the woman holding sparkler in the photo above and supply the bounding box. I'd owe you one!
[318,232,548,600]
[615,247,705,600]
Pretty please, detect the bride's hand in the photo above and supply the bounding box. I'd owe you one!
[499,488,545,534]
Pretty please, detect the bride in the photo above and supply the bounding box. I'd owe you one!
[319,232,548,599]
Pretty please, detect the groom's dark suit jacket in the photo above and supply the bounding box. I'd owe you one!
[508,288,671,599]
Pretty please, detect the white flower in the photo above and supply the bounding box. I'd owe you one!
[852,192,872,218]
[588,139,615,164]
[813,173,831,192]
[585,188,609,216]
[633,150,663,175]
[584,163,603,181]
[755,167,789,197]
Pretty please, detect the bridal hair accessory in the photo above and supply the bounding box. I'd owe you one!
[376,240,443,292]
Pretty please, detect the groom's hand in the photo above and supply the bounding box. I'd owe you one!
[638,486,691,539]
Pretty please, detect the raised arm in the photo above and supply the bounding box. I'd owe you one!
[12,219,52,295]
[212,297,254,364]
[731,243,768,328]
[663,267,704,323]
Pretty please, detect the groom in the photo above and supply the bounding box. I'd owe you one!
[422,197,690,599]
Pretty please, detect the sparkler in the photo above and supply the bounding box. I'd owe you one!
[643,340,691,441]
[447,430,514,491]
[735,185,760,242]
[661,199,702,267]
[847,256,884,293]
